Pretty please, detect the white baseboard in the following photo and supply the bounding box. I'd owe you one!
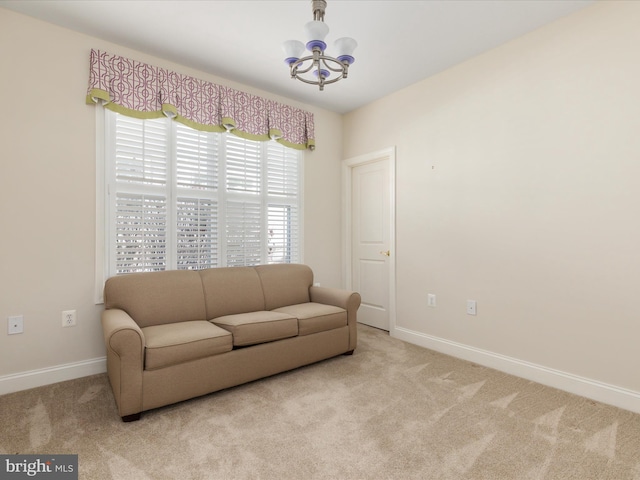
[4,330,640,414]
[0,357,107,396]
[392,326,640,414]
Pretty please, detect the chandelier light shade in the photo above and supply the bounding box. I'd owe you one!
[283,0,357,91]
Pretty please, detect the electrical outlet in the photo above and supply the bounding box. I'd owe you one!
[427,294,436,307]
[8,315,24,335]
[466,300,477,316]
[62,310,77,327]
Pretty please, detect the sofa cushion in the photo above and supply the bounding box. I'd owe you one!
[212,311,298,347]
[104,270,206,328]
[200,267,266,319]
[142,321,233,370]
[273,303,347,336]
[255,264,313,310]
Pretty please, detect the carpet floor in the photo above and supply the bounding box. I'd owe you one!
[1,324,639,479]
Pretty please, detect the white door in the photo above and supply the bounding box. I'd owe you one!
[345,148,395,331]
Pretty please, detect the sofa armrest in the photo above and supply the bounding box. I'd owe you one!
[102,309,145,418]
[310,286,361,352]
[310,286,361,313]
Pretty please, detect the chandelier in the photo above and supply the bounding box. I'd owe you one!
[283,0,357,91]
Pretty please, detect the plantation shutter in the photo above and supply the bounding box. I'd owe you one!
[226,136,261,194]
[266,141,300,264]
[177,198,218,269]
[112,115,169,274]
[175,123,219,269]
[224,136,263,266]
[225,200,262,266]
[267,141,299,197]
[104,110,302,278]
[115,194,167,273]
[175,123,218,191]
[267,205,299,263]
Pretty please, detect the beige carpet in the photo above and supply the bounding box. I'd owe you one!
[1,324,640,479]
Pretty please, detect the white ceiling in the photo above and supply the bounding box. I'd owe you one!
[1,0,596,114]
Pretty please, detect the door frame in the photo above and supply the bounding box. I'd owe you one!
[342,146,397,333]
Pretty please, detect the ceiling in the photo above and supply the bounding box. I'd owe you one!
[1,0,596,114]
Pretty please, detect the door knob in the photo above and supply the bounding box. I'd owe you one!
[380,250,390,257]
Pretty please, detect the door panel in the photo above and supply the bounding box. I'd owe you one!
[351,160,391,330]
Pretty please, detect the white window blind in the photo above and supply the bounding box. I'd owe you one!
[226,135,261,194]
[114,193,167,273]
[176,123,218,191]
[267,141,299,197]
[268,204,299,263]
[114,115,168,187]
[103,109,303,278]
[176,197,218,270]
[226,200,262,266]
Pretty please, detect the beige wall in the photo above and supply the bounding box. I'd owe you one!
[0,8,343,380]
[3,1,639,407]
[344,1,640,395]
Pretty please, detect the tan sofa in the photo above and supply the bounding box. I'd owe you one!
[101,264,361,421]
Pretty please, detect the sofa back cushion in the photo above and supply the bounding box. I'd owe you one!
[200,266,266,319]
[255,264,313,310]
[103,270,206,328]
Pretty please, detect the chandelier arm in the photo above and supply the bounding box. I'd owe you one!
[317,75,344,86]
[290,72,344,87]
[294,76,326,86]
[291,56,319,75]
[319,56,347,73]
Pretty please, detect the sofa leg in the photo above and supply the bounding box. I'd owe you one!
[122,413,141,422]
[343,350,354,356]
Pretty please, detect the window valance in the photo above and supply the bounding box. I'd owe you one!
[86,49,315,150]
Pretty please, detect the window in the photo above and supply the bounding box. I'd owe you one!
[99,109,303,282]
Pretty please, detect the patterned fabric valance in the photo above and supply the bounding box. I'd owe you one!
[86,49,315,150]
